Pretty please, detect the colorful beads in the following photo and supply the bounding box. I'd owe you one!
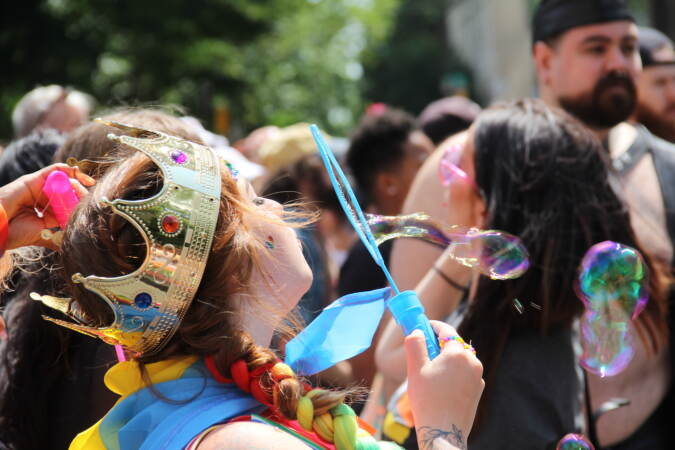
[134,292,152,309]
[265,235,275,249]
[439,335,476,354]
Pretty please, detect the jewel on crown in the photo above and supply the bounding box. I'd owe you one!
[33,120,222,356]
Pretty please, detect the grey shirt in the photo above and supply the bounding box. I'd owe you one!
[469,326,585,450]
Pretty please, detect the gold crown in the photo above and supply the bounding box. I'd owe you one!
[33,120,222,356]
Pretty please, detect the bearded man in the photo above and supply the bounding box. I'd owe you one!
[633,26,675,143]
[532,0,675,268]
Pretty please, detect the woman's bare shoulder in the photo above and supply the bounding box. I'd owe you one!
[197,421,311,450]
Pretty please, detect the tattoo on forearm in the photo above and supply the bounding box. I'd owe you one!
[417,424,467,450]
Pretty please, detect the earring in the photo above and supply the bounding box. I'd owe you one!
[264,235,275,249]
[34,196,53,219]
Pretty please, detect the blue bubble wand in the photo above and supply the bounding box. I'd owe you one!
[283,125,440,375]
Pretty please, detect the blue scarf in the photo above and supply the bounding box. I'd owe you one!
[71,357,265,450]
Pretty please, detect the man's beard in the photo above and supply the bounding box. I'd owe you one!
[634,101,675,143]
[558,71,637,129]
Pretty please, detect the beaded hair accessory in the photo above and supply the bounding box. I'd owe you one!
[32,120,222,356]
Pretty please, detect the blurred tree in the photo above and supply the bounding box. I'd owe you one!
[240,0,399,136]
[362,0,474,116]
[0,0,399,142]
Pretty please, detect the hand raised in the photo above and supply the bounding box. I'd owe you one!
[0,164,95,250]
[405,321,484,449]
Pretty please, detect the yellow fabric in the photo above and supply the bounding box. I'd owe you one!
[382,412,411,445]
[69,356,199,450]
[69,416,108,450]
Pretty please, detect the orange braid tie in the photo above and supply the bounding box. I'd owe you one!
[205,357,303,409]
[204,355,232,384]
[230,359,251,393]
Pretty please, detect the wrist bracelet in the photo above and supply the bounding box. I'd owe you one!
[0,204,8,256]
[432,265,468,293]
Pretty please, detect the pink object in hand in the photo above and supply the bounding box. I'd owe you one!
[42,170,80,228]
[114,344,127,362]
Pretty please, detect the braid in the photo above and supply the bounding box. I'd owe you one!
[207,333,398,450]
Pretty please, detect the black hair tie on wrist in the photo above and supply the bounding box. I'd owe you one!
[432,266,468,293]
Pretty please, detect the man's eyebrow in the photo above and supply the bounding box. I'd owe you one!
[580,35,612,45]
[620,35,638,44]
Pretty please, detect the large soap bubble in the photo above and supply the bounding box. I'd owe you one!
[576,241,648,319]
[367,212,529,280]
[575,241,649,377]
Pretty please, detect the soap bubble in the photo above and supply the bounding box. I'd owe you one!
[579,310,635,377]
[367,213,529,280]
[575,241,649,377]
[556,433,595,450]
[576,241,648,320]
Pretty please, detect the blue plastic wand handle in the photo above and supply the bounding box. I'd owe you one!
[387,290,441,360]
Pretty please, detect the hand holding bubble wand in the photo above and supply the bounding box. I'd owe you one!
[284,125,529,375]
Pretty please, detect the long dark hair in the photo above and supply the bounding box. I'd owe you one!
[457,99,669,428]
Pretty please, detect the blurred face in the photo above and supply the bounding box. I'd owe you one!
[634,64,675,142]
[398,130,434,195]
[536,21,641,129]
[238,177,313,312]
[40,99,87,134]
[439,129,485,228]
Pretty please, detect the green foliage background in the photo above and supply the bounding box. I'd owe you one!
[0,0,390,140]
[1,0,468,142]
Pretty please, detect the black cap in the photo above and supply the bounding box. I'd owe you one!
[638,26,675,66]
[532,0,635,45]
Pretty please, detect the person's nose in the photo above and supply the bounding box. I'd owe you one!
[605,46,633,73]
[665,79,675,104]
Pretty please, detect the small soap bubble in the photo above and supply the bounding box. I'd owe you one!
[556,433,594,450]
[367,213,529,280]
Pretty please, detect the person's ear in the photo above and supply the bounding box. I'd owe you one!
[375,172,399,197]
[533,41,554,86]
[474,196,487,229]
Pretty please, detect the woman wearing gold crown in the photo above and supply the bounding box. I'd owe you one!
[6,120,484,450]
